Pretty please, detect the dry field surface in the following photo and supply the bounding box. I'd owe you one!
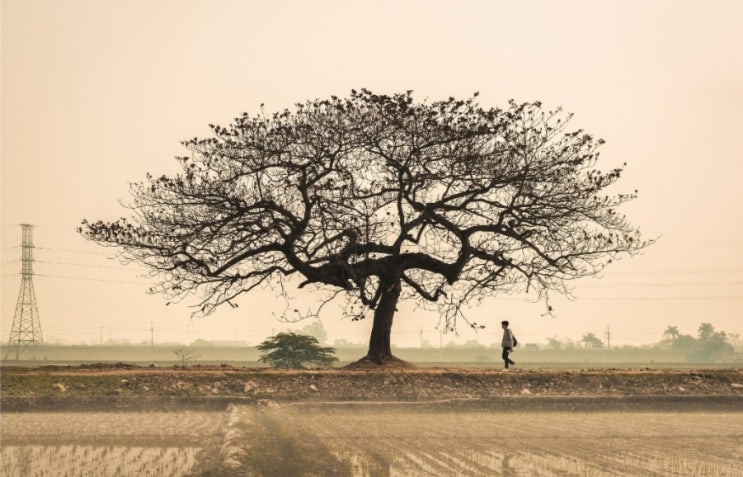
[270,404,743,476]
[1,366,742,476]
[1,405,742,476]
[1,411,223,477]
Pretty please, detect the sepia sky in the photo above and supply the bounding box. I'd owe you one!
[2,0,742,348]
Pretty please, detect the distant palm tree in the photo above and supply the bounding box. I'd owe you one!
[581,332,604,349]
[698,323,715,342]
[663,325,680,343]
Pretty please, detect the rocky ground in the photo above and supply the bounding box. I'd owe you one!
[2,364,742,410]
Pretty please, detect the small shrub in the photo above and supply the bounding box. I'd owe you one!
[257,332,338,369]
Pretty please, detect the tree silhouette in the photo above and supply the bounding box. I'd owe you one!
[662,325,680,344]
[257,332,337,369]
[297,321,328,345]
[581,332,604,349]
[697,322,715,342]
[546,337,563,350]
[689,322,731,362]
[80,90,651,365]
[172,347,202,367]
[662,325,696,349]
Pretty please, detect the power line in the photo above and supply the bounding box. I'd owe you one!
[576,295,743,301]
[6,270,743,299]
[32,273,148,285]
[33,246,117,256]
[659,240,743,246]
[6,242,743,277]
[33,259,130,270]
[602,269,743,275]
[577,281,743,288]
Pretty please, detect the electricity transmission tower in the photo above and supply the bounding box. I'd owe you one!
[5,224,45,360]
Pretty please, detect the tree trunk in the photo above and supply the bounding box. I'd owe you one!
[365,278,401,364]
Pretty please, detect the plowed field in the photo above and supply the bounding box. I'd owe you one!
[2,366,741,476]
[2,404,742,476]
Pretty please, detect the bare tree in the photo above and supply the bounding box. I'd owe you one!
[173,347,202,367]
[80,90,651,365]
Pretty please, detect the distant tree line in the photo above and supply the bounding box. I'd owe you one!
[539,322,738,359]
[661,323,736,362]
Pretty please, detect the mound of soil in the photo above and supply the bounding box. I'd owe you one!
[2,364,742,408]
[343,355,417,370]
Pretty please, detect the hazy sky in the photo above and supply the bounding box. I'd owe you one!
[2,0,742,348]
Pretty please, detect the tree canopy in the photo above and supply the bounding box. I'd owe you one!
[257,332,338,369]
[80,89,651,364]
[663,322,732,361]
[581,332,604,349]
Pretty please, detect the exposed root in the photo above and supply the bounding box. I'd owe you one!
[343,355,417,370]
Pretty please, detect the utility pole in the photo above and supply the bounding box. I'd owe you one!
[6,224,45,360]
[605,326,611,350]
[150,321,154,348]
[419,326,423,348]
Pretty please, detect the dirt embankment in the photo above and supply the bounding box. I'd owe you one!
[2,364,742,409]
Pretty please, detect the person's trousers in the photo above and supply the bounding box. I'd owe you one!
[502,347,515,368]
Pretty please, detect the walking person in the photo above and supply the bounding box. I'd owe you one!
[501,320,517,370]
